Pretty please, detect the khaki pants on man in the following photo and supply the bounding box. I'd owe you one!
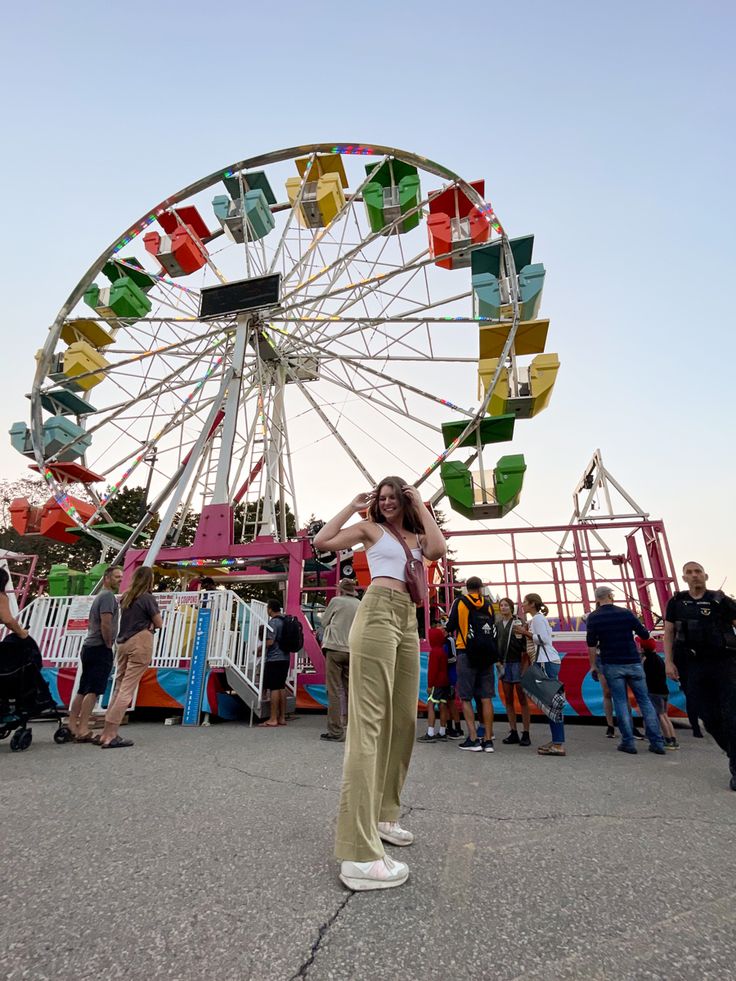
[325,648,350,739]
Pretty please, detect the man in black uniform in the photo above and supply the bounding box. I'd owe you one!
[664,561,736,790]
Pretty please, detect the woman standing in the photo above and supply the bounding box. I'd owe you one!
[515,593,566,757]
[314,477,446,891]
[496,598,531,746]
[97,566,162,749]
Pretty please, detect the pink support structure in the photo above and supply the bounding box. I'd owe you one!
[123,505,327,689]
[444,518,677,627]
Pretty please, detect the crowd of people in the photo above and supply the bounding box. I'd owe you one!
[314,478,736,893]
[2,473,733,897]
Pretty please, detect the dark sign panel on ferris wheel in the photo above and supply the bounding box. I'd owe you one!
[198,273,282,320]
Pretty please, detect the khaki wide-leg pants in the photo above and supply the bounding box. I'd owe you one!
[334,585,420,862]
[105,630,154,726]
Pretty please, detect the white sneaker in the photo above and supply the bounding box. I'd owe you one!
[339,856,409,891]
[377,821,414,846]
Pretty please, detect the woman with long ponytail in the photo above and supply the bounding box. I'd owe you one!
[97,566,162,748]
[516,593,566,756]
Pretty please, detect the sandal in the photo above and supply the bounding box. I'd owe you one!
[537,744,566,756]
[90,734,103,745]
[100,736,134,749]
[74,732,95,743]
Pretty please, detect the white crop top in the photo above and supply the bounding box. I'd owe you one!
[366,526,422,581]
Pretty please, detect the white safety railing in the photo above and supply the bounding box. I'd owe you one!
[6,590,296,714]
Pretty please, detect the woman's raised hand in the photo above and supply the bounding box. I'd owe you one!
[401,484,425,509]
[350,491,373,513]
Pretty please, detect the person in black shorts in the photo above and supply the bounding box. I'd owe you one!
[68,566,123,743]
[258,599,290,728]
[664,561,736,790]
[446,577,497,753]
[495,598,531,746]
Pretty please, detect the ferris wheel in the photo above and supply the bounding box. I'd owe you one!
[11,143,559,559]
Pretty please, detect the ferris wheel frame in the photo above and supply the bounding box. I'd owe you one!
[28,143,524,560]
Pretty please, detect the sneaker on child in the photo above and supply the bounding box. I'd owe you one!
[458,737,482,752]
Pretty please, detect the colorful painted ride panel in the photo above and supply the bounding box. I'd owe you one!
[42,666,227,716]
[302,643,688,720]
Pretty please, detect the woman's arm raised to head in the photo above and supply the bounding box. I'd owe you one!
[314,493,376,552]
[403,486,447,561]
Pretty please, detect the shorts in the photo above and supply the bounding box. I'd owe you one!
[427,685,454,705]
[263,659,289,691]
[501,661,522,684]
[456,652,495,702]
[649,693,668,715]
[78,644,114,696]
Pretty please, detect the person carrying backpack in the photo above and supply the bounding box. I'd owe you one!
[258,598,301,728]
[446,576,498,753]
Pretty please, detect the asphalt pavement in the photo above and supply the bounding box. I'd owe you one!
[1,715,734,981]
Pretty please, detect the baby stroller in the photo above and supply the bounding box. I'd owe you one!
[0,634,72,752]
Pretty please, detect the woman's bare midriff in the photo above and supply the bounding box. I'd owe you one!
[371,577,410,593]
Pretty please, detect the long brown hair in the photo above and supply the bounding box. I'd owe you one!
[368,476,424,535]
[121,566,154,610]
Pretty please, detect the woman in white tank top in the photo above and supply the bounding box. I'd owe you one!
[515,592,566,757]
[314,476,446,892]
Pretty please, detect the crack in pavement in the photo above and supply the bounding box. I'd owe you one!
[288,891,355,980]
[405,801,736,828]
[213,763,736,829]
[213,756,340,796]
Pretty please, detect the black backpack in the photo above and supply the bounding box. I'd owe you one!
[279,614,304,653]
[460,597,498,668]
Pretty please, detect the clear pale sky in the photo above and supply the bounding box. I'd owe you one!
[1,0,733,593]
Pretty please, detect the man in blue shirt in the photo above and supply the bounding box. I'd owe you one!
[586,586,665,755]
